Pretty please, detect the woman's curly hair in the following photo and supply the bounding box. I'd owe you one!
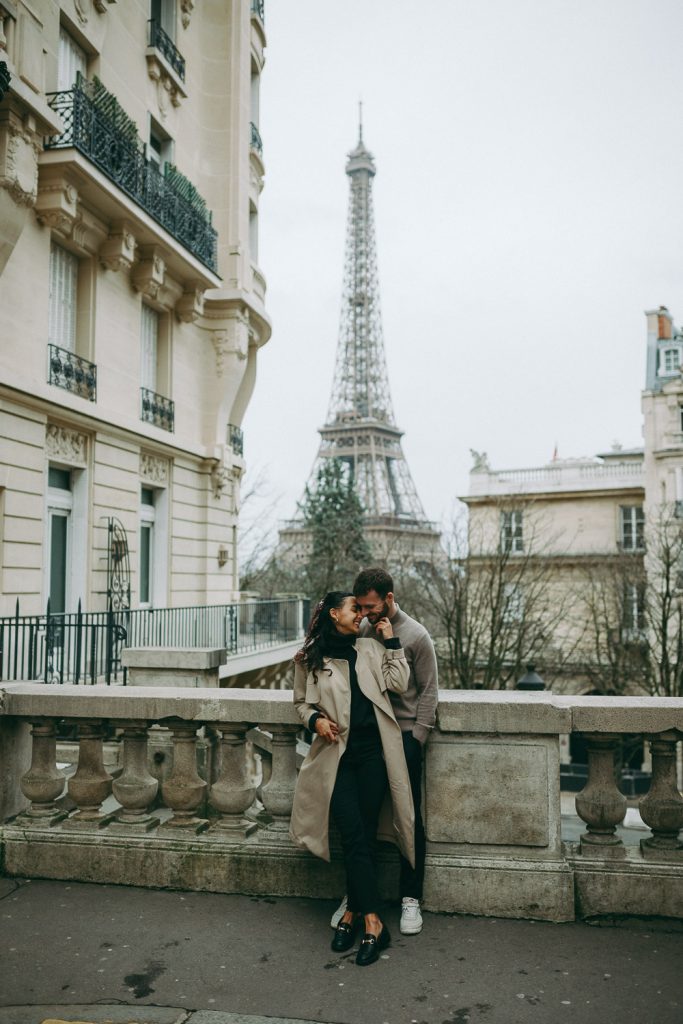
[294,590,353,680]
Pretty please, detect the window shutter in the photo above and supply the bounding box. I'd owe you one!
[49,243,78,352]
[58,28,87,91]
[140,304,159,392]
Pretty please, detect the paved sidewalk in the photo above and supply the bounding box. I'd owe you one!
[0,878,681,1024]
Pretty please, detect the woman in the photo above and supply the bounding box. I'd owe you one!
[289,591,415,967]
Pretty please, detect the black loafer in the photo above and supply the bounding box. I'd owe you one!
[331,917,359,952]
[355,924,391,966]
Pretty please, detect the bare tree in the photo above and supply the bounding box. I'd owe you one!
[574,503,683,697]
[403,501,574,689]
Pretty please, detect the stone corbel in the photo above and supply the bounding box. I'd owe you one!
[211,314,249,378]
[146,53,186,122]
[71,205,107,256]
[132,246,167,300]
[34,176,79,236]
[176,283,205,323]
[100,222,137,273]
[180,0,194,29]
[211,461,230,500]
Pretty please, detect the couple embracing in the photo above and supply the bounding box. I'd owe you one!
[289,567,438,967]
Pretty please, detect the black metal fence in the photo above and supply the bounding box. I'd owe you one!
[0,597,308,686]
[148,19,186,81]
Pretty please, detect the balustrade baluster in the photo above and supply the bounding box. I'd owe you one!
[64,721,114,828]
[259,724,298,837]
[208,723,256,837]
[19,719,68,825]
[109,722,159,832]
[575,734,627,855]
[639,730,683,858]
[160,721,208,832]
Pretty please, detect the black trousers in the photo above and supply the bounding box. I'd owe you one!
[330,731,388,916]
[399,731,426,900]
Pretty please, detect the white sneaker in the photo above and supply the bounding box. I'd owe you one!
[400,897,423,935]
[330,894,348,928]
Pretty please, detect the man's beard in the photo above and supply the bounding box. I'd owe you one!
[367,601,390,624]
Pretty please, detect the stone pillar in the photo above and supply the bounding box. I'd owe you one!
[209,722,256,838]
[260,724,298,836]
[575,734,626,855]
[639,731,683,858]
[161,721,208,832]
[64,721,114,828]
[19,720,68,826]
[109,723,159,833]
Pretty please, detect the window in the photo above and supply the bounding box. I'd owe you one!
[500,510,523,554]
[679,406,683,433]
[151,0,176,41]
[623,583,645,635]
[139,487,155,607]
[502,582,524,624]
[58,27,87,91]
[139,486,168,607]
[49,243,78,352]
[619,505,644,551]
[47,466,72,614]
[249,203,258,263]
[148,118,173,170]
[140,304,159,392]
[660,346,681,375]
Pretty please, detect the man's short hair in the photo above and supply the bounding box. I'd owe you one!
[353,566,394,599]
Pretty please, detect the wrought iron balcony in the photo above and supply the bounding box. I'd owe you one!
[45,77,218,272]
[148,20,186,81]
[250,121,263,157]
[48,343,97,402]
[227,423,244,457]
[251,0,265,21]
[141,387,174,432]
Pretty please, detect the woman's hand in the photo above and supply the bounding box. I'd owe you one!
[375,617,394,641]
[315,716,339,744]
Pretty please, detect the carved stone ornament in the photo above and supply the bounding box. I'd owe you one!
[211,322,248,378]
[73,0,91,24]
[176,285,205,324]
[100,226,136,272]
[146,54,185,121]
[140,452,170,485]
[46,424,88,466]
[1,117,42,208]
[180,0,195,29]
[132,248,166,299]
[211,462,230,500]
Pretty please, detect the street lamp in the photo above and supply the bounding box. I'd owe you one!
[516,663,545,691]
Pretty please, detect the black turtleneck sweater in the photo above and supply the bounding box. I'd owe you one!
[309,632,401,738]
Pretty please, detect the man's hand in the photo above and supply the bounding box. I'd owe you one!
[315,716,339,744]
[375,617,394,641]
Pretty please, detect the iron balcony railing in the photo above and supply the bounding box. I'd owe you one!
[250,121,263,157]
[251,0,265,21]
[227,422,244,457]
[0,597,309,685]
[141,387,175,432]
[45,78,218,273]
[148,20,186,81]
[48,343,97,401]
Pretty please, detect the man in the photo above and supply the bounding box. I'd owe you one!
[330,566,438,936]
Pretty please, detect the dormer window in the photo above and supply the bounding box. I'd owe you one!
[659,346,682,376]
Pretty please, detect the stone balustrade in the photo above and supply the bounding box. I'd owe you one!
[0,684,681,922]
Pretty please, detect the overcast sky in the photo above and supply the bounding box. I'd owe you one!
[242,0,683,539]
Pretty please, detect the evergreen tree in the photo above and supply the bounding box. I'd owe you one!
[300,459,371,598]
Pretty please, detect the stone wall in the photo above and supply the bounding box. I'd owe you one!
[0,684,681,922]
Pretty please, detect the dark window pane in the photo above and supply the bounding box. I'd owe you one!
[50,514,68,613]
[140,524,151,604]
[48,466,71,490]
[141,487,155,506]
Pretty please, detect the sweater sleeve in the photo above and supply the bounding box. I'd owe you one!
[412,632,439,744]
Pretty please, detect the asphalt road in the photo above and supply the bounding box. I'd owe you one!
[0,878,681,1024]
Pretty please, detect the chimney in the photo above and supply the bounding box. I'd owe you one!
[657,305,673,340]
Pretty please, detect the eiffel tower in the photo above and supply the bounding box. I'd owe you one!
[281,117,439,563]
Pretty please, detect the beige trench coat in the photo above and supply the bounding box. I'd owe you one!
[289,638,415,866]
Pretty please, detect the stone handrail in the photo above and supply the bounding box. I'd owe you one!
[0,684,681,922]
